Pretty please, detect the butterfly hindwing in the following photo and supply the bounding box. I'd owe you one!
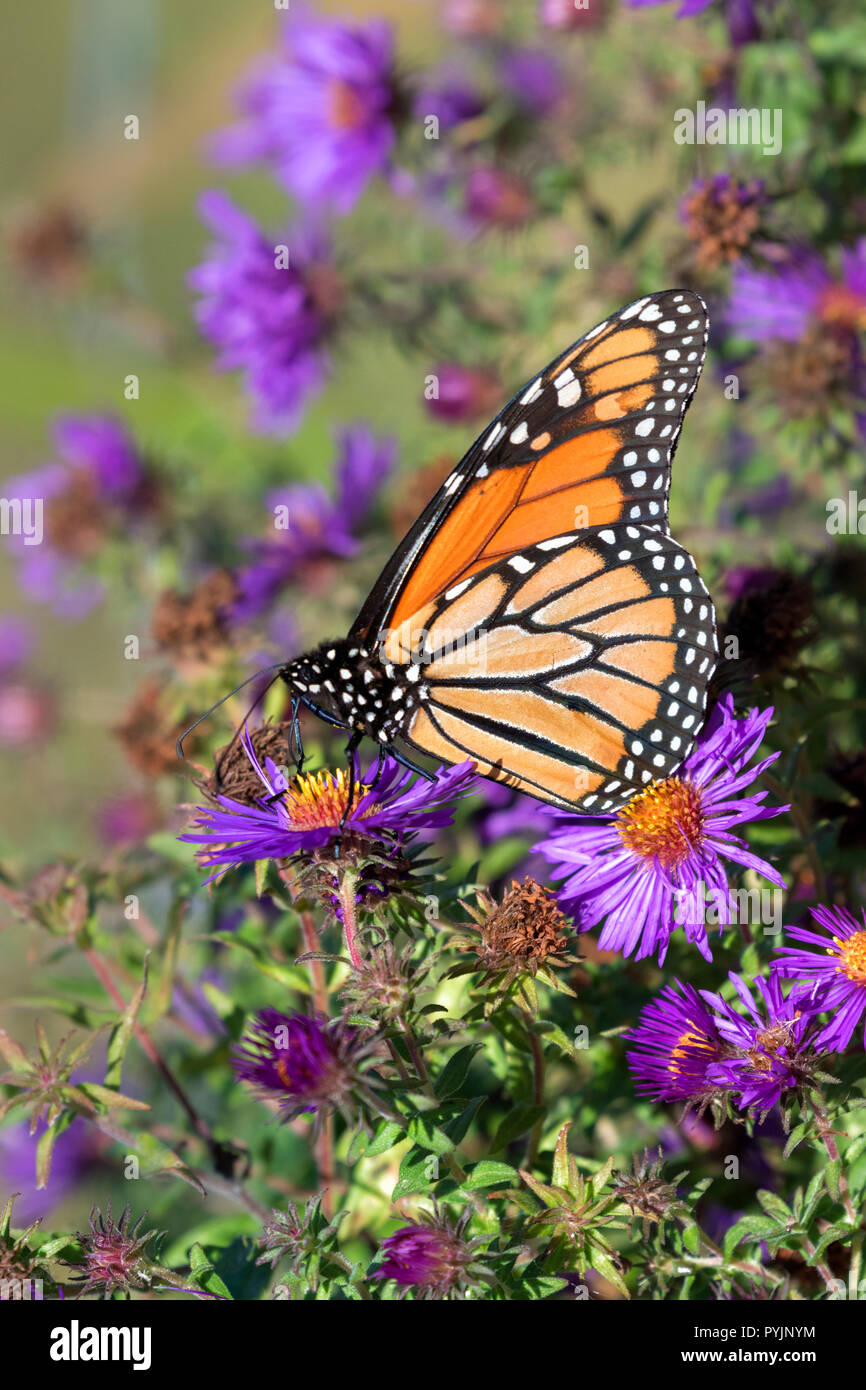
[350,288,710,647]
[401,525,717,811]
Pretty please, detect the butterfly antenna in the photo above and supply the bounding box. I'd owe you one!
[175,663,286,764]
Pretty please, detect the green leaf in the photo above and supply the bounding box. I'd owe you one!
[362,1120,407,1158]
[187,1242,233,1300]
[104,955,149,1089]
[392,1151,442,1200]
[491,1104,546,1152]
[444,1095,485,1146]
[825,1158,842,1201]
[433,1044,480,1100]
[462,1160,519,1191]
[406,1113,455,1156]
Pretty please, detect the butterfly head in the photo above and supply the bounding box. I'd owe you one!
[280,638,418,745]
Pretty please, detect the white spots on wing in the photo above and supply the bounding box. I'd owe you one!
[509,421,529,444]
[444,472,462,494]
[539,533,577,549]
[508,554,534,574]
[658,320,676,333]
[639,303,662,322]
[521,377,543,405]
[483,423,506,452]
[620,298,649,320]
[630,469,646,487]
[599,529,616,544]
[635,418,654,436]
[445,577,472,600]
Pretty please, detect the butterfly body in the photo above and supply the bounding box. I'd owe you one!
[278,290,719,814]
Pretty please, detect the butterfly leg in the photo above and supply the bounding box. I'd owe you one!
[333,731,363,859]
[385,745,436,782]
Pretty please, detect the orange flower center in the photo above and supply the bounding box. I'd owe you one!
[280,768,372,831]
[830,929,866,984]
[817,283,866,333]
[617,777,704,870]
[329,79,365,130]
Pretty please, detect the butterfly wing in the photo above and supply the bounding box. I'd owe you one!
[350,288,710,649]
[348,288,715,811]
[393,525,717,812]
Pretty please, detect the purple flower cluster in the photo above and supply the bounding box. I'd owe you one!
[626,972,821,1115]
[231,424,395,622]
[5,413,145,618]
[189,192,336,436]
[728,242,866,343]
[210,7,397,214]
[180,726,477,876]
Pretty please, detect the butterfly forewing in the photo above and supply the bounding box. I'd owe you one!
[333,289,716,811]
[350,288,710,647]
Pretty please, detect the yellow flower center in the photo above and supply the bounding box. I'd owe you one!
[280,768,372,830]
[617,777,704,870]
[829,929,866,984]
[669,1027,717,1076]
[329,79,365,130]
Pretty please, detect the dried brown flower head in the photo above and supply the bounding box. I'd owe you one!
[151,569,239,662]
[6,203,88,287]
[449,878,579,1010]
[114,680,187,778]
[723,569,814,679]
[761,319,855,419]
[204,721,292,806]
[681,176,766,271]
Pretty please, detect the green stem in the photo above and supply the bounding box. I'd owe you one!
[526,1027,545,1168]
[338,869,363,968]
[810,1095,856,1224]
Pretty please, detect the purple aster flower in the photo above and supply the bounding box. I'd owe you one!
[180,726,476,875]
[0,1119,93,1225]
[413,70,486,132]
[773,905,866,1052]
[189,191,338,436]
[500,48,565,117]
[728,241,866,343]
[534,694,789,964]
[52,413,142,500]
[209,7,397,214]
[625,979,725,1103]
[231,424,395,621]
[232,1008,383,1124]
[701,973,821,1115]
[374,1208,483,1298]
[0,616,35,677]
[4,414,145,618]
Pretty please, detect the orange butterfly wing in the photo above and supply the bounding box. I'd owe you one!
[348,289,716,811]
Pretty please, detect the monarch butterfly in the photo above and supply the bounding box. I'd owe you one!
[186,289,718,816]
